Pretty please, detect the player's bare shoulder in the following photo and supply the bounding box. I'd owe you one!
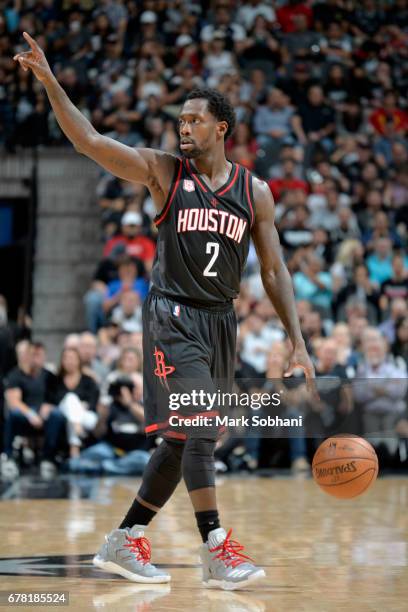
[251,175,275,225]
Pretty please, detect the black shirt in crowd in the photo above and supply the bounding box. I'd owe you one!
[105,399,145,452]
[48,374,100,412]
[5,367,56,411]
[380,278,408,302]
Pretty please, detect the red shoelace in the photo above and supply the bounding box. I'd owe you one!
[124,535,151,565]
[209,529,254,568]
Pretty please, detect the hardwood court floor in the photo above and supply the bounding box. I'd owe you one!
[1,475,408,611]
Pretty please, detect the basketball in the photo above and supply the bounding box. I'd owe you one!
[312,435,379,499]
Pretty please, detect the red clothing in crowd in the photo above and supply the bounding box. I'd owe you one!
[276,3,313,33]
[369,108,408,136]
[103,235,156,261]
[225,139,259,171]
[267,177,309,201]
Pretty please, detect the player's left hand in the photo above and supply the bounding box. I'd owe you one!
[284,343,319,400]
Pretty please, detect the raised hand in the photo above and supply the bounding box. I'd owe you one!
[13,32,52,83]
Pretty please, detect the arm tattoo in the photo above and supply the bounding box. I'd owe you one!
[108,157,129,170]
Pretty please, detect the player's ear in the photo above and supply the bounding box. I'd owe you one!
[217,121,228,139]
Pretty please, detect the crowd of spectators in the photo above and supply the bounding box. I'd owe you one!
[1,1,408,479]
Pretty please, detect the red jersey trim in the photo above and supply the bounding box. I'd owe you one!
[163,431,187,440]
[217,162,239,196]
[186,158,208,192]
[245,169,255,227]
[154,158,183,226]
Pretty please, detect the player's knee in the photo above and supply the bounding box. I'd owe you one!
[182,437,216,492]
[138,439,184,507]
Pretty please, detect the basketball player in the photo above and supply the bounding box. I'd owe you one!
[14,32,315,590]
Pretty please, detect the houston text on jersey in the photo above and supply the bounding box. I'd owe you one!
[176,207,248,244]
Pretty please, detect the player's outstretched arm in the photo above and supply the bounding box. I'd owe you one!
[13,32,175,208]
[251,177,317,393]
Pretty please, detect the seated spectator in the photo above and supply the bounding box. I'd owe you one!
[384,164,408,211]
[379,298,408,345]
[278,62,316,109]
[200,3,246,52]
[103,211,156,271]
[97,322,122,370]
[301,310,325,348]
[238,313,285,377]
[204,31,237,88]
[379,252,408,311]
[281,12,320,58]
[293,254,333,316]
[83,247,145,333]
[237,1,276,31]
[78,331,109,384]
[253,88,296,152]
[369,90,408,136]
[313,0,350,32]
[334,263,379,324]
[111,290,142,333]
[293,85,336,153]
[0,295,31,378]
[102,346,142,399]
[351,0,385,36]
[48,348,99,458]
[319,22,353,65]
[67,377,150,475]
[336,98,365,136]
[356,189,385,232]
[353,331,408,452]
[225,122,259,170]
[331,322,354,368]
[2,341,65,480]
[391,316,408,371]
[362,211,403,250]
[240,15,281,69]
[309,185,344,232]
[276,0,313,33]
[279,204,313,253]
[307,338,353,435]
[268,158,308,202]
[103,256,149,323]
[366,237,394,285]
[331,239,365,287]
[310,228,333,265]
[331,207,361,246]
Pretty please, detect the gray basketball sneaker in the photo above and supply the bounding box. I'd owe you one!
[93,525,171,583]
[199,527,265,590]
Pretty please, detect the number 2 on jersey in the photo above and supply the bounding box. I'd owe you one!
[203,241,219,277]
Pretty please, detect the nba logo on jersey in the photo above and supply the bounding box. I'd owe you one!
[173,304,181,317]
[183,179,195,192]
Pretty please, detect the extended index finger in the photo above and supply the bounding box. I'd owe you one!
[303,365,320,401]
[23,31,40,52]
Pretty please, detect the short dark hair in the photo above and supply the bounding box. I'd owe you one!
[32,341,45,351]
[185,88,236,139]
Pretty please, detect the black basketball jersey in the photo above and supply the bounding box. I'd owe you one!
[150,157,255,306]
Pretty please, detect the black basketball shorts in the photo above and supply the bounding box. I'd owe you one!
[142,291,237,442]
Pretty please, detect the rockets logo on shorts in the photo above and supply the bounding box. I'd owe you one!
[183,179,195,192]
[173,304,181,317]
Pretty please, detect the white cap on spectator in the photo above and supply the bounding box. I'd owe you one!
[176,34,194,47]
[140,11,157,24]
[122,211,142,226]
